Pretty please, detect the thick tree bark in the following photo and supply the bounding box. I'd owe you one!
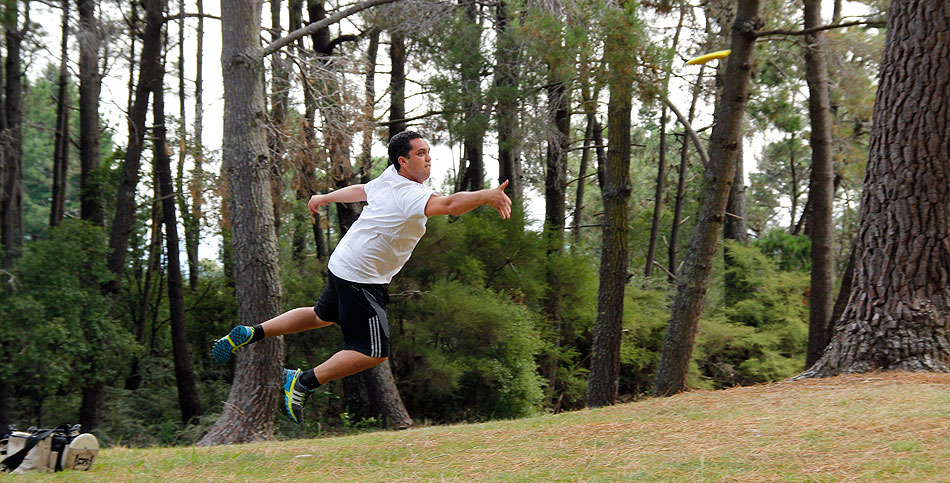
[801,0,950,377]
[494,0,522,201]
[50,0,70,228]
[587,2,634,408]
[106,0,164,293]
[653,0,761,397]
[199,0,284,445]
[77,0,103,227]
[153,70,202,424]
[802,0,836,368]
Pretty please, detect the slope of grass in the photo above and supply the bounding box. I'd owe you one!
[6,372,950,482]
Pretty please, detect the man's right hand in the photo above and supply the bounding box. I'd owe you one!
[487,180,512,219]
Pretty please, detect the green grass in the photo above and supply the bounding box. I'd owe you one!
[6,372,950,482]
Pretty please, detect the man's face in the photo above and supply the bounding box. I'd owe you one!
[398,137,431,183]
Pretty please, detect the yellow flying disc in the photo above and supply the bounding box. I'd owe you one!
[686,50,731,65]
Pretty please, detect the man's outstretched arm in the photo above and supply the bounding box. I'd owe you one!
[308,184,366,215]
[425,180,512,219]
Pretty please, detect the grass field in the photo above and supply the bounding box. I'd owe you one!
[5,372,950,482]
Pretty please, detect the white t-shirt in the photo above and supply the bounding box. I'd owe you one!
[328,166,436,284]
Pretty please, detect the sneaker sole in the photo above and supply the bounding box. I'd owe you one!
[211,327,251,365]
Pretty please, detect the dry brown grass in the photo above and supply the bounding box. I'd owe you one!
[7,371,950,482]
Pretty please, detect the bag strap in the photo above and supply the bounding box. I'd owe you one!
[0,428,56,472]
[52,424,73,472]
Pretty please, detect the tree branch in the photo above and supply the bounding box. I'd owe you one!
[663,97,711,168]
[377,110,443,126]
[755,19,885,38]
[263,0,403,57]
[327,34,362,55]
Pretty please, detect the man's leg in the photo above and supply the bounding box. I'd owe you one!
[212,307,332,364]
[283,351,386,424]
[312,350,387,384]
[260,307,333,336]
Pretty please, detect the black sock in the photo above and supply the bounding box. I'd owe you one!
[298,369,321,391]
[249,324,265,343]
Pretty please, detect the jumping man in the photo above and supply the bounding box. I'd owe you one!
[211,131,512,423]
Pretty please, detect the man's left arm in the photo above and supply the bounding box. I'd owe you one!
[424,180,511,219]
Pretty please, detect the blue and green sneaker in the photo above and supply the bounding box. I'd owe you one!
[211,326,253,364]
[282,368,313,424]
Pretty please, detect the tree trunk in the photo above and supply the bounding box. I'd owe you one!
[309,0,360,235]
[77,0,102,227]
[802,0,836,368]
[289,0,327,259]
[653,0,761,397]
[801,0,950,377]
[830,241,855,327]
[572,115,594,245]
[106,0,164,293]
[723,138,749,304]
[544,78,569,254]
[50,0,70,228]
[646,7,686,277]
[587,2,635,408]
[125,182,161,391]
[723,139,748,244]
[0,377,8,439]
[199,0,284,445]
[176,0,200,290]
[78,381,105,433]
[456,0,484,192]
[268,0,288,239]
[388,32,406,139]
[188,0,205,287]
[362,360,413,429]
[154,68,202,425]
[1,0,25,268]
[360,29,379,184]
[494,0,522,201]
[669,64,706,282]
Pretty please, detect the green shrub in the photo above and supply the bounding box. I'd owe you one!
[1,220,136,425]
[696,241,809,387]
[392,281,544,421]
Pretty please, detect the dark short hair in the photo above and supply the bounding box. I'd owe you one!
[388,130,423,171]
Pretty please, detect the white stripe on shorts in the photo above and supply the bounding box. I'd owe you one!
[369,315,379,357]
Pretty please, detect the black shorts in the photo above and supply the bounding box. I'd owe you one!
[314,270,391,358]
